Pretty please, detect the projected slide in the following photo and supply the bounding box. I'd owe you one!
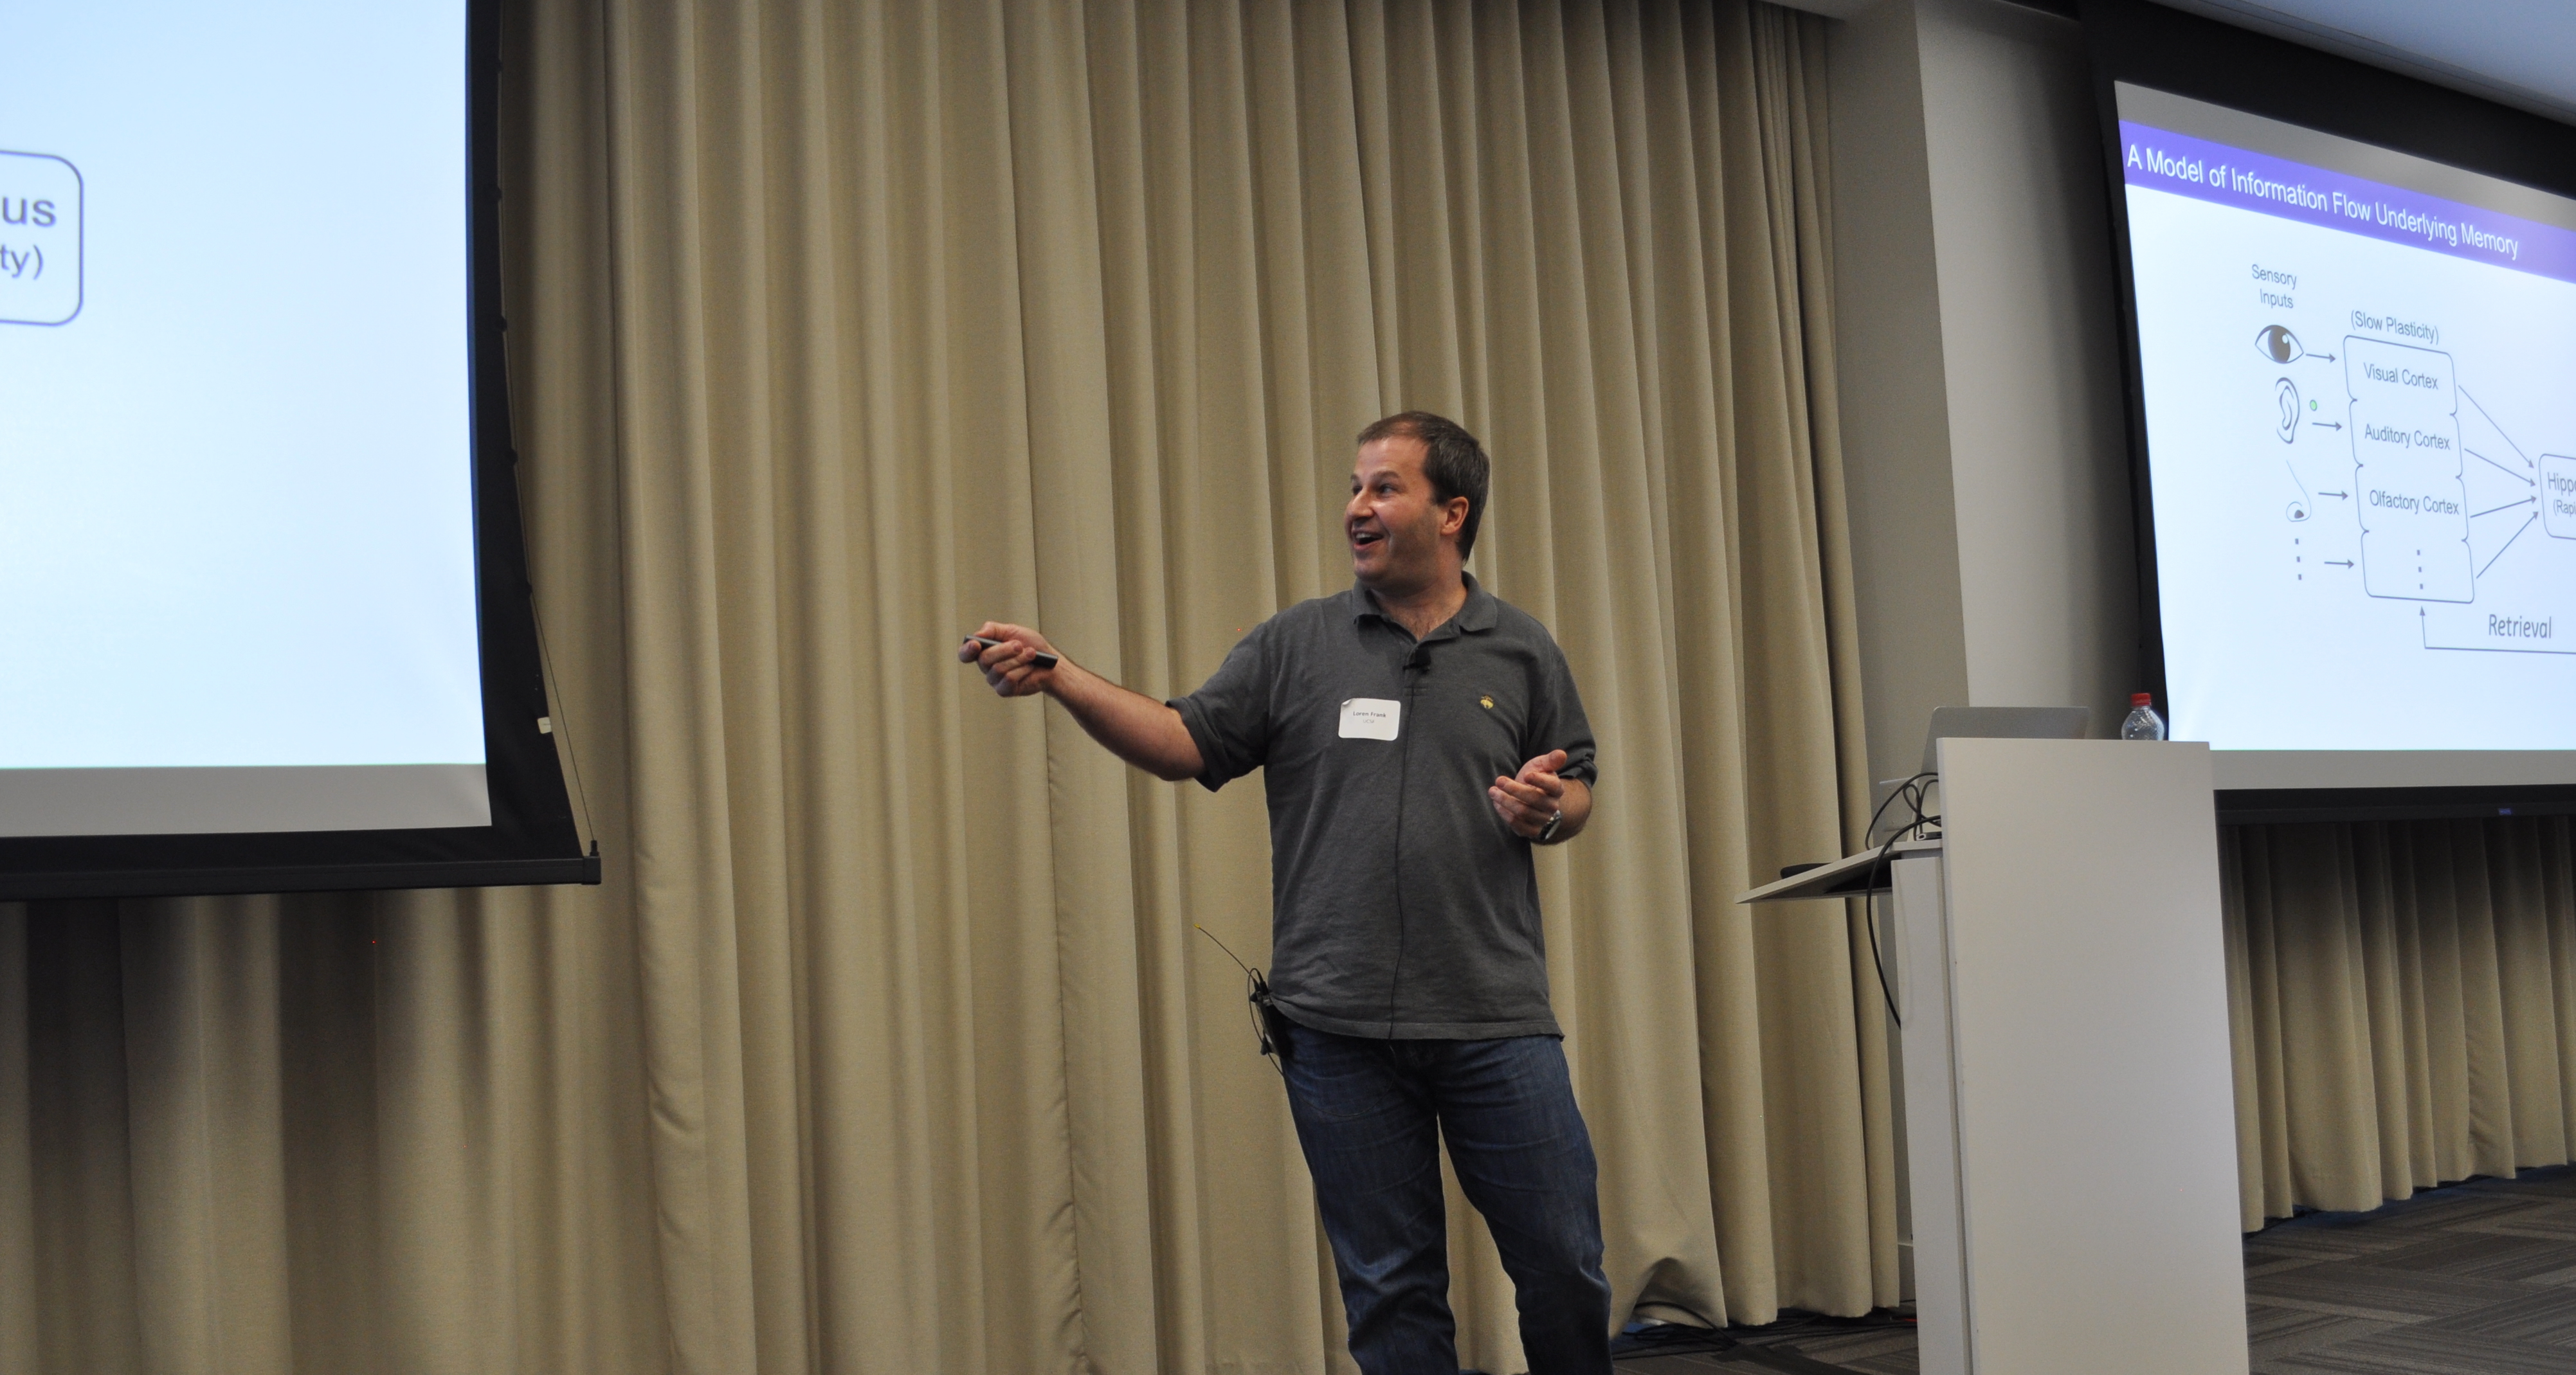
[2117,85,2576,776]
[0,2,487,835]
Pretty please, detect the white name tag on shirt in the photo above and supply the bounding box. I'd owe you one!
[1338,697,1402,741]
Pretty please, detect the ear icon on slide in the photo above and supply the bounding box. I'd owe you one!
[2274,378,2300,443]
[2255,324,2303,364]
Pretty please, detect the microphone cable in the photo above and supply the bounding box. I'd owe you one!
[1858,772,1937,1029]
[1381,638,1429,1036]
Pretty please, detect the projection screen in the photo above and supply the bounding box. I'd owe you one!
[2087,0,2576,820]
[0,0,590,896]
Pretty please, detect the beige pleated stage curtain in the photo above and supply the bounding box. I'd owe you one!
[2226,817,2576,1233]
[0,2,1894,1372]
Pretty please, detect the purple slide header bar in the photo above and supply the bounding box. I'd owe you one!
[2119,121,2576,288]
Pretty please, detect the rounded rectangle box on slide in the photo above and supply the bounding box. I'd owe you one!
[0,148,82,326]
[2346,336,2470,601]
[2546,454,2576,541]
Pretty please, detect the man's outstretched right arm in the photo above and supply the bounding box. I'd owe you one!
[961,621,1205,782]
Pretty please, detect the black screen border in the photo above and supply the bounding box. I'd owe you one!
[0,0,595,899]
[2080,0,2576,825]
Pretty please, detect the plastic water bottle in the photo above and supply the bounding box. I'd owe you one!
[2120,692,2167,741]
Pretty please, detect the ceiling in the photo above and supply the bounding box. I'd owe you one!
[2163,0,2576,122]
[1772,1,2576,125]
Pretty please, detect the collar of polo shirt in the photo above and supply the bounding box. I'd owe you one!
[1346,571,1502,638]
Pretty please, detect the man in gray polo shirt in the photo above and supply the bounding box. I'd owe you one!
[963,411,1611,1374]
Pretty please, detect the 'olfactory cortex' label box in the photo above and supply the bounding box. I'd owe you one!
[2346,336,2469,602]
[0,150,82,326]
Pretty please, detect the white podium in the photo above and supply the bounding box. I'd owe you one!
[1741,739,2246,1375]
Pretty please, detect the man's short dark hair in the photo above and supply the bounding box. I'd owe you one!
[1357,411,1491,560]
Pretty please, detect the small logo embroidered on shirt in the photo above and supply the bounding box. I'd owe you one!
[1479,695,1495,709]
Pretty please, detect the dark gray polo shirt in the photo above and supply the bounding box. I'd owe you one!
[1170,575,1597,1039]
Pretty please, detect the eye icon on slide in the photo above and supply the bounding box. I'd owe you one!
[2274,379,2300,443]
[2254,323,2303,363]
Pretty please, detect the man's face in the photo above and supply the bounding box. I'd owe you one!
[1347,436,1465,592]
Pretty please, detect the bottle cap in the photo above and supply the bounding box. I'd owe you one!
[2131,692,2154,707]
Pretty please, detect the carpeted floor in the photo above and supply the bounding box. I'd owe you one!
[1611,1164,2576,1375]
[2242,1165,2576,1373]
[1611,1309,1917,1374]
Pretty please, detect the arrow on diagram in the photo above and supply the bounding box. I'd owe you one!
[2310,420,2344,431]
[2469,448,2534,485]
[2474,497,2536,519]
[2460,388,2534,469]
[2478,514,2537,579]
[2318,490,2349,499]
[2323,559,2354,568]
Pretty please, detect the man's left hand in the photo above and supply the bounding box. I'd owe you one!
[1491,750,1569,840]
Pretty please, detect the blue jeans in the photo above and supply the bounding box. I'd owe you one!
[1280,1023,1613,1375]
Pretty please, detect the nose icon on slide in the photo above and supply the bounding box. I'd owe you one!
[2255,323,2303,364]
[2275,378,2299,443]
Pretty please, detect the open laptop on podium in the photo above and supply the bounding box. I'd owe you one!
[1736,706,2089,904]
[1909,706,2091,775]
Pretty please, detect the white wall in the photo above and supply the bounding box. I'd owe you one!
[1829,0,2145,786]
[1828,0,1970,789]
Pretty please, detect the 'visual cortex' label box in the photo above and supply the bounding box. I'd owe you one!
[0,150,83,327]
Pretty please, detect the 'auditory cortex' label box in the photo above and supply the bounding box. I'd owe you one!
[1,150,83,326]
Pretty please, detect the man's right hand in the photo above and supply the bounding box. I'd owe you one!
[961,622,1060,697]
[957,620,1204,780]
